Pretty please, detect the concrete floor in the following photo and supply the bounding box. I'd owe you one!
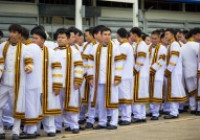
[5,113,200,140]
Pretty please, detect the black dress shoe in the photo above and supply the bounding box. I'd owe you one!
[107,125,117,130]
[151,116,159,120]
[191,110,197,115]
[0,133,5,139]
[95,117,99,122]
[65,127,71,131]
[163,115,179,119]
[56,130,61,133]
[79,126,85,131]
[12,134,19,140]
[146,113,152,117]
[196,111,200,116]
[119,120,131,126]
[72,129,79,134]
[93,125,107,130]
[20,133,37,139]
[85,122,93,129]
[131,118,144,123]
[161,111,170,115]
[78,119,86,125]
[118,120,123,125]
[47,132,56,137]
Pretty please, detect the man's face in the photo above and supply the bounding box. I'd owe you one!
[57,33,68,46]
[9,31,21,44]
[32,34,45,47]
[176,32,182,41]
[85,31,91,42]
[145,36,151,46]
[130,32,137,42]
[179,33,187,44]
[193,33,200,43]
[102,30,111,44]
[94,31,102,42]
[161,36,169,46]
[151,34,159,46]
[69,32,76,45]
[165,31,173,42]
[77,35,84,45]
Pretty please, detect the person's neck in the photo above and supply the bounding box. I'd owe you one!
[59,44,67,47]
[103,42,108,46]
[10,41,19,46]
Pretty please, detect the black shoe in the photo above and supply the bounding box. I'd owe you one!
[12,134,19,140]
[107,125,117,130]
[151,116,159,120]
[161,111,170,115]
[146,113,152,117]
[95,117,99,122]
[191,110,197,115]
[47,133,56,137]
[93,125,107,130]
[78,119,86,125]
[131,118,145,123]
[72,129,79,134]
[107,116,111,123]
[0,133,5,139]
[179,109,187,113]
[118,120,123,125]
[119,120,131,126]
[196,111,200,116]
[65,127,71,132]
[85,122,93,129]
[20,133,37,139]
[163,115,179,119]
[56,130,61,134]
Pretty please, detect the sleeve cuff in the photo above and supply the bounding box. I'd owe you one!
[53,83,63,90]
[74,77,84,85]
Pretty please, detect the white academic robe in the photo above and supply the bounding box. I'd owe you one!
[165,41,187,103]
[196,43,200,101]
[181,41,199,96]
[54,46,84,113]
[133,41,150,103]
[118,42,134,104]
[0,41,32,119]
[44,40,57,50]
[149,44,167,103]
[88,42,123,109]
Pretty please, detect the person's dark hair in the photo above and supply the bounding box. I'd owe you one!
[130,27,142,37]
[55,28,70,39]
[117,28,128,38]
[142,34,149,41]
[151,30,160,36]
[101,27,112,34]
[92,25,106,37]
[21,27,29,40]
[182,30,189,39]
[160,33,165,39]
[175,28,182,35]
[8,24,22,34]
[0,30,3,37]
[68,26,79,35]
[85,27,93,35]
[190,27,200,35]
[31,26,47,40]
[77,29,83,36]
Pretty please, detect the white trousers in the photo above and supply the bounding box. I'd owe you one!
[79,104,88,121]
[0,85,21,135]
[197,101,200,111]
[132,104,146,119]
[55,88,79,130]
[37,116,56,134]
[189,96,196,111]
[149,103,160,117]
[119,104,131,121]
[97,84,118,126]
[169,102,179,116]
[2,99,14,127]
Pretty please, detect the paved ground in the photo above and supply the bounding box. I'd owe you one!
[5,113,200,140]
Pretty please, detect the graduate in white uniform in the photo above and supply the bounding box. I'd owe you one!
[22,26,63,138]
[148,30,167,120]
[129,27,150,123]
[0,24,33,140]
[54,28,84,134]
[79,28,94,124]
[85,25,106,129]
[116,28,134,125]
[163,28,187,119]
[181,29,199,115]
[88,27,123,129]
